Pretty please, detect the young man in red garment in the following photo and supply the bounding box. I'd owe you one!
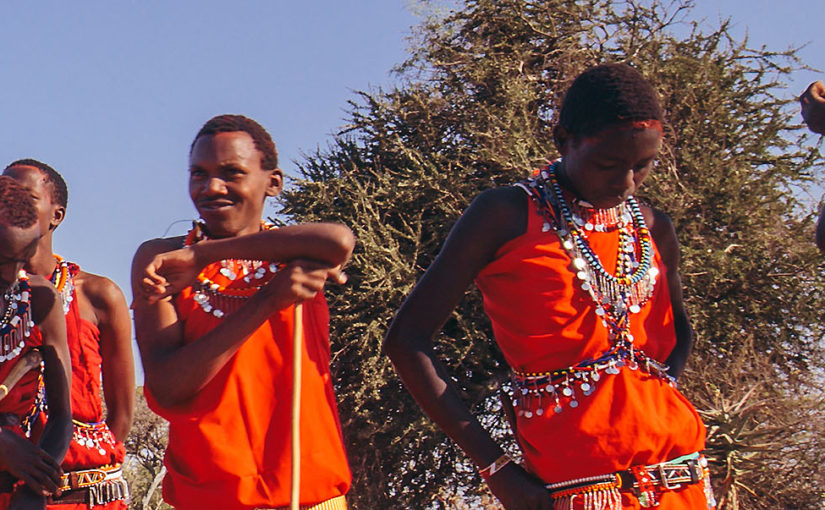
[132,115,354,510]
[4,160,134,509]
[0,175,72,510]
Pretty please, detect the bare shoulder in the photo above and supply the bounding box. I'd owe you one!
[640,204,676,239]
[27,273,61,324]
[462,185,529,246]
[73,270,127,311]
[132,236,185,269]
[640,204,679,265]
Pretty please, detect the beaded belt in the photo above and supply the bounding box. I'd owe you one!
[49,464,129,506]
[511,344,674,417]
[256,494,347,510]
[546,453,715,509]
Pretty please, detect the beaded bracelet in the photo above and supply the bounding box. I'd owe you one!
[479,454,513,481]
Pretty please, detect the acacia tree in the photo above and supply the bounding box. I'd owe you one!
[282,1,825,507]
[123,389,171,510]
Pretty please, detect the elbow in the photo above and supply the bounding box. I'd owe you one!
[330,224,355,265]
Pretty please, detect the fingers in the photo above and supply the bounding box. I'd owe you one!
[810,81,825,102]
[13,450,62,496]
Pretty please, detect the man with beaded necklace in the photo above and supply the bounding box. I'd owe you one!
[385,64,714,509]
[131,114,354,510]
[0,175,72,510]
[4,159,135,510]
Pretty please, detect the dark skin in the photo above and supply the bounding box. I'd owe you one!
[132,131,354,409]
[799,82,825,252]
[3,164,135,442]
[383,125,693,509]
[0,222,71,510]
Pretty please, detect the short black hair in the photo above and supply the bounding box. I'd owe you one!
[0,176,38,229]
[5,159,68,209]
[190,114,279,170]
[558,63,663,139]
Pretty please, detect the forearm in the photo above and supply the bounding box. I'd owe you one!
[385,334,505,469]
[195,223,354,268]
[665,311,693,379]
[816,206,825,252]
[104,404,133,442]
[38,344,72,463]
[142,291,280,407]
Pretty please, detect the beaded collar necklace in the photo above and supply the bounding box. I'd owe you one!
[50,254,74,315]
[184,221,280,319]
[511,160,672,418]
[0,271,34,363]
[545,162,658,316]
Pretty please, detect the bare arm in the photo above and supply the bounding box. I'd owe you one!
[645,207,693,379]
[140,224,354,302]
[132,224,353,409]
[5,278,72,508]
[383,187,552,510]
[81,274,135,442]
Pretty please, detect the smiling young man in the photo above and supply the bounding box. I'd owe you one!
[0,176,71,510]
[3,160,134,510]
[131,115,354,510]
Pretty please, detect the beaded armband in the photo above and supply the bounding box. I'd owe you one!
[478,454,513,481]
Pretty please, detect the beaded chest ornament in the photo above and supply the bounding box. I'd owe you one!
[185,221,281,319]
[51,254,75,315]
[0,271,35,363]
[511,160,674,418]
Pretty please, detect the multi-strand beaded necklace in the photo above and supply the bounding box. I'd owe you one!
[50,254,75,315]
[511,160,673,418]
[0,271,34,363]
[184,221,280,319]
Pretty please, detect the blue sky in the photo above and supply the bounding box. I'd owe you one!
[0,1,821,378]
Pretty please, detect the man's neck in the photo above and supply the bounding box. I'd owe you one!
[28,235,57,277]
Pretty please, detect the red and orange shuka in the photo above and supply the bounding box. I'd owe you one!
[146,265,351,510]
[0,304,42,510]
[47,262,126,510]
[475,190,709,508]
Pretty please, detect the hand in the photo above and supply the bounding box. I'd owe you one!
[139,247,200,303]
[800,81,825,134]
[486,462,553,510]
[259,259,346,310]
[0,429,62,497]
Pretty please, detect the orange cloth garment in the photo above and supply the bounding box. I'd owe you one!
[46,262,127,510]
[145,266,351,510]
[474,186,710,508]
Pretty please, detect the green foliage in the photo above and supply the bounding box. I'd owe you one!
[282,1,825,507]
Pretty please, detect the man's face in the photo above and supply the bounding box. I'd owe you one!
[559,126,662,209]
[3,165,63,238]
[189,131,282,238]
[0,222,41,293]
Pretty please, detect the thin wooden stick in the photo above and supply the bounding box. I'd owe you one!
[0,349,42,402]
[290,302,303,510]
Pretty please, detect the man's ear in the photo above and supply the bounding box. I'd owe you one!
[50,205,65,231]
[265,168,284,198]
[553,125,570,156]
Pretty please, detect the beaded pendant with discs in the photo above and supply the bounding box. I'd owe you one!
[50,254,75,315]
[184,221,281,319]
